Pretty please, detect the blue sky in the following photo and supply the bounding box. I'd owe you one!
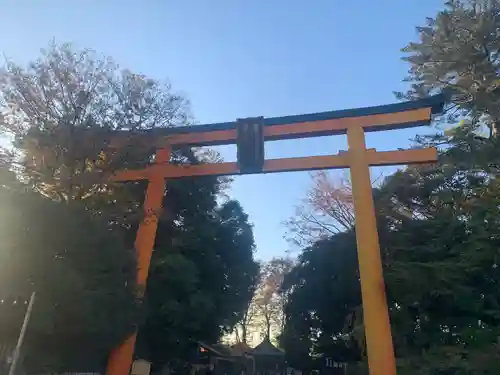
[0,0,445,260]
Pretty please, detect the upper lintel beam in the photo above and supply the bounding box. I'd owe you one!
[159,107,433,147]
[111,95,444,148]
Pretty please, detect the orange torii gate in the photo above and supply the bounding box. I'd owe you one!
[106,95,444,375]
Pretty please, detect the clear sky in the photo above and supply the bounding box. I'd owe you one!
[0,0,445,260]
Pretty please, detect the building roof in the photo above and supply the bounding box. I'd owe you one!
[198,342,231,357]
[251,337,285,356]
[230,342,252,356]
[198,338,285,358]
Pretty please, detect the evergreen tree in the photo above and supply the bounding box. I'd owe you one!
[0,168,138,373]
[281,129,500,374]
[280,232,362,370]
[398,0,500,137]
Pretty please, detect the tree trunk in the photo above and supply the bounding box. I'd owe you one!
[265,314,271,339]
[235,327,241,343]
[241,322,247,344]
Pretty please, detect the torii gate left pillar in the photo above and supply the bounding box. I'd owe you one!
[105,148,171,375]
[105,96,444,375]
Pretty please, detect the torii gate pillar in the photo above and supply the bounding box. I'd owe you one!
[347,125,395,374]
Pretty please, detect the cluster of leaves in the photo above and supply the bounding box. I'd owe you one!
[0,169,139,372]
[281,2,500,373]
[0,43,259,372]
[138,183,259,368]
[397,0,500,136]
[0,43,189,202]
[386,128,500,373]
[279,232,362,371]
[280,126,500,375]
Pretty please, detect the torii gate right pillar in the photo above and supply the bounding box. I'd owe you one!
[347,125,396,375]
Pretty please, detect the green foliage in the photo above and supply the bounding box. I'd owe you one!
[398,0,500,135]
[280,233,362,370]
[381,131,500,374]
[279,2,500,372]
[0,42,259,372]
[281,128,500,374]
[0,169,138,373]
[138,188,259,367]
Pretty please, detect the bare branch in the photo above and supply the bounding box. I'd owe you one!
[284,171,356,248]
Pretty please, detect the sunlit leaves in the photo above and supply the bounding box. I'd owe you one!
[0,174,138,372]
[398,0,500,136]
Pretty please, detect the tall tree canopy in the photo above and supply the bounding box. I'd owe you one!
[281,128,500,374]
[398,0,500,137]
[282,2,500,373]
[0,43,259,372]
[280,233,362,371]
[139,191,259,367]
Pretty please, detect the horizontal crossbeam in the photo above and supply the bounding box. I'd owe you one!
[111,147,437,182]
[163,108,433,147]
[111,95,445,147]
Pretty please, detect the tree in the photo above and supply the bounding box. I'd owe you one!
[0,42,259,371]
[281,127,500,374]
[284,171,355,248]
[138,196,259,368]
[283,169,391,250]
[230,273,261,345]
[0,168,138,373]
[0,43,187,370]
[226,257,294,347]
[279,233,362,371]
[379,129,500,374]
[282,2,500,371]
[255,257,295,341]
[0,42,189,221]
[398,0,500,137]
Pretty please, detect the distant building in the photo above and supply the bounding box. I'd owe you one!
[192,338,287,375]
